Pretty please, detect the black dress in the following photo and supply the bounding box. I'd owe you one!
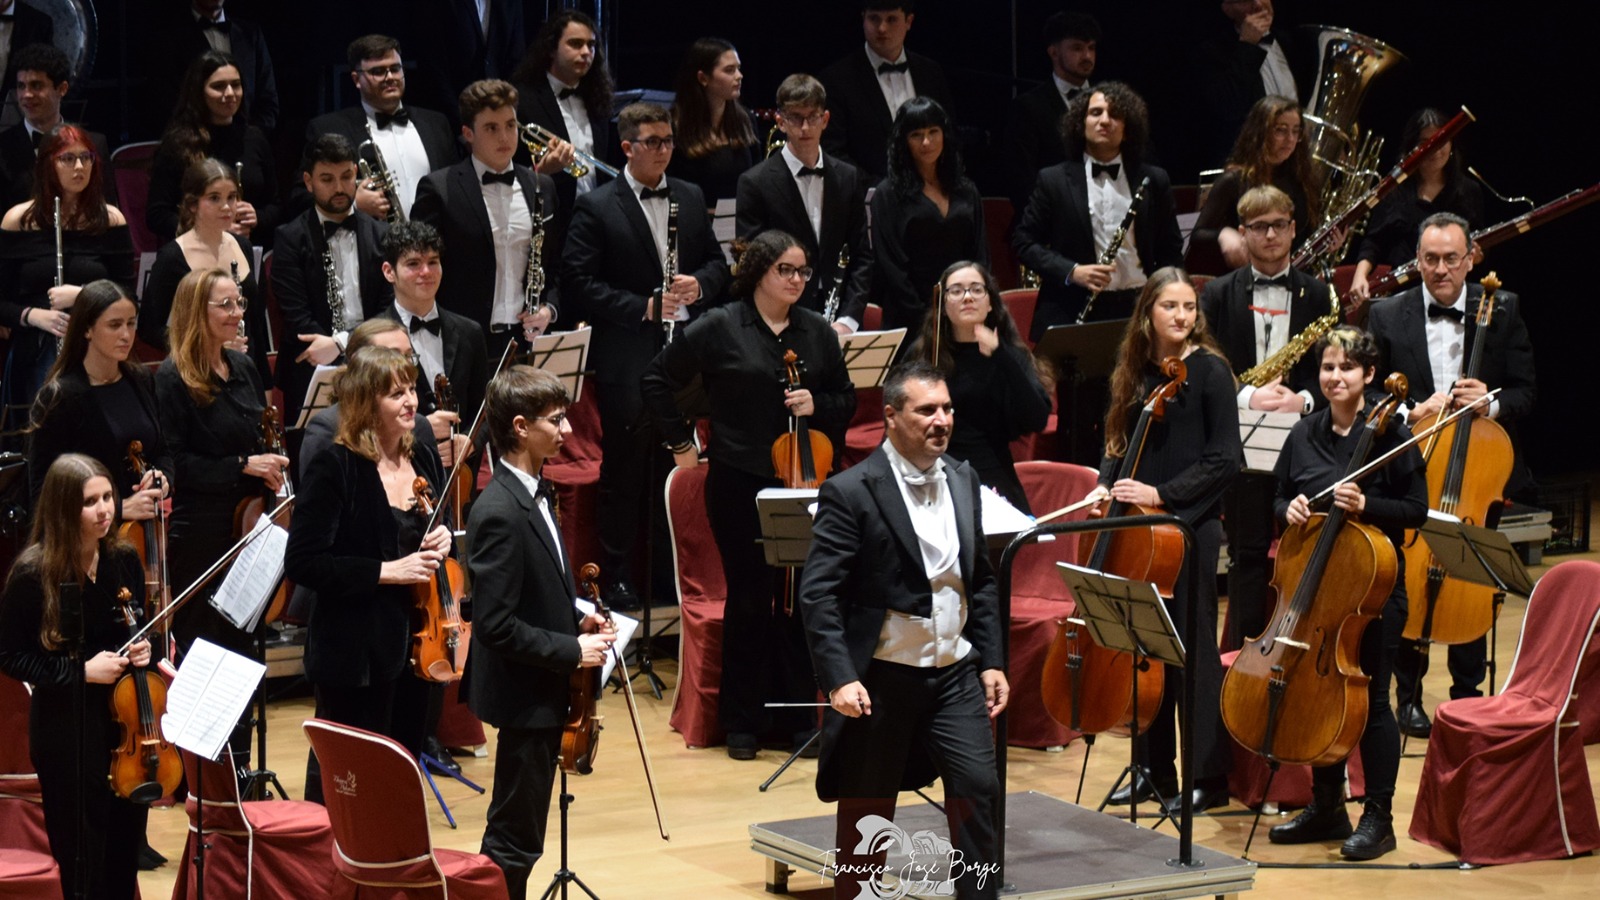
[0,548,151,900]
[146,120,279,247]
[138,235,273,388]
[870,179,988,332]
[667,139,756,211]
[1186,168,1314,276]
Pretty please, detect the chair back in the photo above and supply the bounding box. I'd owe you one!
[861,303,882,331]
[1012,462,1103,603]
[1500,560,1600,714]
[0,674,38,797]
[1001,289,1038,350]
[109,141,161,257]
[302,718,448,889]
[982,197,1021,290]
[181,745,248,834]
[665,465,724,605]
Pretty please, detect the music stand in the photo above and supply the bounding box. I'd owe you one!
[1032,319,1129,465]
[754,488,822,790]
[292,365,340,430]
[525,327,593,403]
[1239,410,1300,473]
[838,329,906,390]
[1055,561,1186,825]
[1419,509,1534,696]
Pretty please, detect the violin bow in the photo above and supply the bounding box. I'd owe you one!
[423,339,520,534]
[1308,389,1499,507]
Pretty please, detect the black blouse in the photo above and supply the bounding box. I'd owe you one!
[1187,169,1314,277]
[153,349,268,506]
[146,120,279,247]
[1272,400,1429,550]
[138,236,273,387]
[1355,179,1486,269]
[1097,348,1242,525]
[870,179,989,331]
[0,225,136,327]
[668,140,756,211]
[26,366,173,510]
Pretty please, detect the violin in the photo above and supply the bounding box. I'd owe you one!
[1221,374,1409,766]
[1042,357,1186,737]
[770,349,833,489]
[560,564,606,775]
[409,476,470,683]
[234,405,293,623]
[433,373,473,526]
[1401,272,1513,648]
[118,441,169,629]
[109,588,181,804]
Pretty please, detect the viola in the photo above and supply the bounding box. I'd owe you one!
[560,564,606,775]
[233,405,293,623]
[1221,374,1409,766]
[433,373,473,526]
[409,477,470,683]
[1042,357,1186,738]
[770,349,834,489]
[1401,272,1513,648]
[109,588,181,804]
[118,440,169,630]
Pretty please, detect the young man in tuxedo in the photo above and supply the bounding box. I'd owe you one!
[563,102,730,608]
[302,35,459,221]
[512,10,615,227]
[0,44,115,209]
[464,364,614,900]
[272,134,393,431]
[411,78,560,362]
[1200,185,1329,650]
[818,1,954,181]
[735,74,872,334]
[1013,82,1183,337]
[1367,212,1536,737]
[1003,12,1100,214]
[799,361,1007,900]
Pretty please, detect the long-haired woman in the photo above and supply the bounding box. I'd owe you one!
[1188,95,1319,275]
[667,37,757,211]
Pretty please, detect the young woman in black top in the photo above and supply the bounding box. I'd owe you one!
[0,453,154,900]
[667,37,757,212]
[1267,325,1427,860]
[642,229,855,760]
[907,260,1051,512]
[1090,266,1240,812]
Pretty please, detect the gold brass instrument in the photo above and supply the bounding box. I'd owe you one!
[751,108,785,159]
[1076,176,1149,324]
[230,260,247,343]
[520,122,620,180]
[358,121,407,224]
[1240,283,1340,388]
[662,200,680,344]
[821,245,849,323]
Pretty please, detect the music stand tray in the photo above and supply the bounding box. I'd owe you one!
[839,329,907,390]
[1239,410,1300,474]
[1419,509,1535,597]
[1056,562,1186,670]
[755,488,819,568]
[1031,319,1129,377]
[526,326,593,403]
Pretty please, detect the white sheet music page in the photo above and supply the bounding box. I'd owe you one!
[210,516,288,632]
[575,599,639,688]
[161,638,267,761]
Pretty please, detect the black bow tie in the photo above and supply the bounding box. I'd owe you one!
[639,186,671,200]
[481,169,517,186]
[198,20,227,33]
[1254,273,1290,289]
[1427,303,1465,322]
[409,316,442,335]
[375,107,411,129]
[557,87,578,100]
[796,166,823,178]
[1258,33,1277,47]
[533,477,557,507]
[29,130,42,150]
[876,61,910,76]
[322,218,354,240]
[1091,161,1120,180]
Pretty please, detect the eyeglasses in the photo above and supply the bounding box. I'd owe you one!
[1421,253,1468,269]
[774,263,814,282]
[943,285,989,300]
[54,152,94,168]
[361,63,404,79]
[530,412,568,427]
[633,136,675,152]
[780,111,826,128]
[1241,219,1293,236]
[1270,125,1302,142]
[209,297,249,314]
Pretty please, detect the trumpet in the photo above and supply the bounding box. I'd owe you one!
[358,121,407,224]
[520,122,619,180]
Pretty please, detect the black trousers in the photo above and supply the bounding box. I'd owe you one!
[704,462,815,737]
[1393,634,1488,708]
[32,697,146,900]
[1312,588,1404,803]
[830,658,1000,900]
[481,725,562,900]
[304,676,399,803]
[1222,471,1277,651]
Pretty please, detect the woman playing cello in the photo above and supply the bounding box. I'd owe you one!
[1266,326,1426,859]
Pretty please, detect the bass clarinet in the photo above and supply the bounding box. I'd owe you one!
[662,200,680,344]
[1077,176,1149,324]
[822,245,850,324]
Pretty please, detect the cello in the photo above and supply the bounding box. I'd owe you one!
[1400,273,1514,650]
[119,441,169,632]
[109,588,182,804]
[409,476,470,682]
[1040,357,1186,738]
[1221,374,1408,766]
[770,349,833,489]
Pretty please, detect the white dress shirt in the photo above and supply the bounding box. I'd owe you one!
[864,45,916,118]
[501,460,566,574]
[314,211,365,341]
[1233,266,1313,413]
[547,72,597,195]
[780,144,825,241]
[393,301,445,387]
[1422,283,1498,418]
[623,167,685,325]
[1259,37,1297,103]
[874,443,972,669]
[470,156,533,328]
[1083,153,1144,292]
[361,100,431,214]
[1052,73,1088,106]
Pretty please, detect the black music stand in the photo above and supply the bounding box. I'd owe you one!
[1055,561,1186,826]
[753,488,822,791]
[1032,319,1129,465]
[1418,509,1534,693]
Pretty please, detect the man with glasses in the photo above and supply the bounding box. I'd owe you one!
[736,74,872,334]
[564,102,729,610]
[1367,212,1536,737]
[0,44,115,209]
[303,35,458,222]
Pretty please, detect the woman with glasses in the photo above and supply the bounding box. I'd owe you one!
[147,50,278,247]
[1188,95,1319,275]
[0,125,134,417]
[667,37,757,212]
[138,157,273,388]
[906,260,1050,512]
[642,229,854,761]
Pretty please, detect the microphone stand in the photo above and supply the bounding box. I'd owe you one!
[60,581,87,900]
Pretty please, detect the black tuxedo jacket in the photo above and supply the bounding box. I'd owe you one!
[410,158,562,328]
[734,152,872,324]
[403,0,526,124]
[0,125,115,209]
[1200,265,1331,401]
[377,302,490,425]
[1013,158,1184,339]
[798,448,1004,796]
[562,176,731,394]
[818,49,954,181]
[513,75,617,219]
[292,105,459,217]
[270,208,394,423]
[1003,81,1074,213]
[1367,284,1536,422]
[461,464,583,729]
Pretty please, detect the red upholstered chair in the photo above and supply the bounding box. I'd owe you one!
[983,198,1021,290]
[0,675,49,856]
[664,464,728,748]
[841,386,885,470]
[109,141,160,258]
[168,745,336,900]
[1578,638,1600,745]
[861,303,882,331]
[0,849,61,900]
[302,719,509,899]
[545,384,605,573]
[1410,560,1600,864]
[1000,289,1037,351]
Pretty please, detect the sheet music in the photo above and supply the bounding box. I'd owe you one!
[713,197,738,264]
[838,328,907,389]
[161,638,267,761]
[980,485,1035,539]
[1239,409,1300,472]
[294,364,341,429]
[527,327,592,402]
[210,516,287,632]
[575,599,639,688]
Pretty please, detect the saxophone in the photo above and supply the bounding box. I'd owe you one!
[522,189,546,344]
[822,245,850,323]
[661,200,680,344]
[1076,175,1150,324]
[1240,282,1341,388]
[357,121,407,224]
[323,243,347,333]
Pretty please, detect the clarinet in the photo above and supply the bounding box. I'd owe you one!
[662,200,680,344]
[53,196,63,352]
[822,245,850,323]
[1076,175,1150,324]
[522,188,545,345]
[230,260,247,342]
[323,243,347,333]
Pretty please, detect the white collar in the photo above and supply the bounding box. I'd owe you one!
[1424,282,1468,310]
[1052,73,1087,97]
[624,166,666,195]
[394,301,439,324]
[882,440,945,483]
[470,155,515,181]
[780,144,822,175]
[864,44,908,70]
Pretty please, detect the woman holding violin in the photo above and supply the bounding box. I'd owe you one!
[285,347,451,801]
[641,229,854,761]
[907,260,1051,513]
[1264,326,1426,859]
[1087,267,1240,813]
[0,454,155,900]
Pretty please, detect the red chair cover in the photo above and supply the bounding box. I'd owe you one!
[1578,638,1600,745]
[1000,290,1038,351]
[0,675,49,856]
[983,198,1021,291]
[1411,560,1600,864]
[169,746,336,900]
[435,680,487,752]
[0,848,61,900]
[302,719,508,899]
[545,385,605,574]
[109,141,160,258]
[664,465,728,748]
[841,386,885,470]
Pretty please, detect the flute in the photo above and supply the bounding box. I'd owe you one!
[53,196,63,351]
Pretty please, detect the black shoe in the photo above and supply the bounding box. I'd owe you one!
[1163,782,1230,817]
[1106,769,1155,806]
[792,729,821,759]
[137,844,167,871]
[1398,703,1432,739]
[727,732,760,761]
[1341,801,1397,860]
[424,738,462,775]
[605,581,643,612]
[1268,787,1352,844]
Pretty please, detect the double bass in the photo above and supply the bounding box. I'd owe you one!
[409,477,470,682]
[1221,374,1408,766]
[109,588,181,804]
[771,349,833,489]
[1041,357,1185,737]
